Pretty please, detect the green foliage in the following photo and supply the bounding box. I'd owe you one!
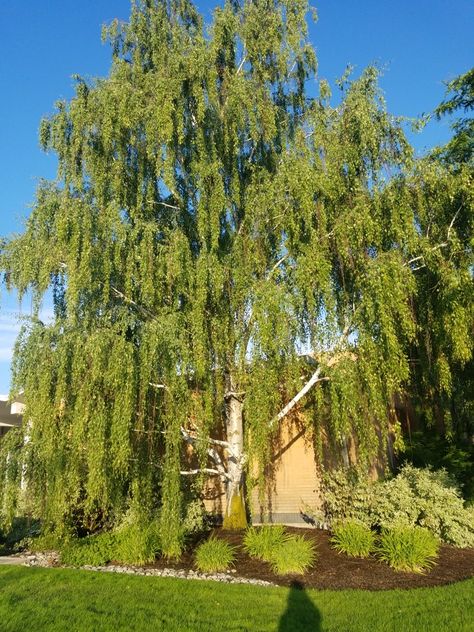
[377,525,440,573]
[322,464,474,548]
[194,537,236,573]
[61,532,118,567]
[269,534,316,576]
[243,525,288,561]
[182,499,210,536]
[0,517,41,553]
[322,468,375,528]
[330,520,375,558]
[433,67,474,166]
[0,0,472,548]
[28,532,64,553]
[243,525,317,575]
[401,431,474,502]
[0,428,25,530]
[114,519,161,565]
[1,567,473,632]
[61,520,160,566]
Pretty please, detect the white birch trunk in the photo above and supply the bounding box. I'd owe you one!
[223,376,246,526]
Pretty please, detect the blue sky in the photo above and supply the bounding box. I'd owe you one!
[0,0,472,393]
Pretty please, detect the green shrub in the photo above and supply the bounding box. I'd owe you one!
[377,525,440,573]
[243,525,288,561]
[61,532,117,567]
[401,431,474,502]
[322,468,375,528]
[331,520,375,558]
[195,537,236,573]
[60,520,160,567]
[114,520,160,565]
[321,464,474,548]
[0,517,41,553]
[270,535,316,575]
[28,532,64,553]
[183,499,209,536]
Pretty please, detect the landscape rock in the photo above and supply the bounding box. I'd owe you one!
[24,553,274,586]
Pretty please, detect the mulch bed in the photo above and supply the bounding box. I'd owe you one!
[147,527,474,591]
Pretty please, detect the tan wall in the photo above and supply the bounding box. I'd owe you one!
[200,417,325,526]
[250,418,322,525]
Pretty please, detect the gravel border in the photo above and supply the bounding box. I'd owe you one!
[24,552,274,586]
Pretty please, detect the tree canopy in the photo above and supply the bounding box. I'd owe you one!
[1,0,472,556]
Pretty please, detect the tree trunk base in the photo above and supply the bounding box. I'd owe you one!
[222,491,248,530]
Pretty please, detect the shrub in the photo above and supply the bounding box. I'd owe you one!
[114,520,160,565]
[183,499,209,536]
[61,532,117,567]
[60,520,160,567]
[321,464,474,548]
[195,537,236,573]
[28,532,64,553]
[401,431,474,502]
[270,535,316,575]
[322,468,375,528]
[0,517,41,553]
[377,525,440,573]
[243,525,288,561]
[331,520,375,558]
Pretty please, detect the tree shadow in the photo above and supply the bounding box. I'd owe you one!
[278,580,322,632]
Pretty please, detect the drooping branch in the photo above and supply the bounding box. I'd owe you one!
[180,468,229,479]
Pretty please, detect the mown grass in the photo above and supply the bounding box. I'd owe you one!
[0,565,473,632]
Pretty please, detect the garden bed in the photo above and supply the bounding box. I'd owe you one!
[145,528,474,591]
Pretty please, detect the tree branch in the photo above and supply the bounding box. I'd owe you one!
[110,286,156,320]
[269,367,328,429]
[269,326,356,429]
[180,468,229,478]
[236,53,247,74]
[180,426,233,474]
[407,205,462,270]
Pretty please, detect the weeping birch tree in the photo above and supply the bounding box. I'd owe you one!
[1,0,470,555]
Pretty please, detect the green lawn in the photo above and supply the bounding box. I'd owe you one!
[0,566,472,632]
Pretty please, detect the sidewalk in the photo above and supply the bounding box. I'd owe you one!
[0,555,27,565]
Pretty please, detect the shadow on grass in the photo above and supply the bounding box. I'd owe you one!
[278,580,322,631]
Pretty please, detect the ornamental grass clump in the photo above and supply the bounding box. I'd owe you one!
[377,525,440,573]
[331,520,375,558]
[195,537,236,573]
[270,535,317,576]
[243,525,289,562]
[60,520,161,567]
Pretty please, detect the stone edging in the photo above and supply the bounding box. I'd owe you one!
[24,552,274,587]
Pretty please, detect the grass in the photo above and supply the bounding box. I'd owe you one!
[270,534,317,576]
[330,520,375,558]
[243,525,289,561]
[195,537,236,572]
[377,526,440,573]
[2,566,472,631]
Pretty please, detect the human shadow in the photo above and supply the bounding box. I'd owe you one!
[278,580,322,632]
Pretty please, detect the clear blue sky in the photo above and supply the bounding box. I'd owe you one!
[0,0,472,393]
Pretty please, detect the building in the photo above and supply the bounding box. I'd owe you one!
[0,395,24,440]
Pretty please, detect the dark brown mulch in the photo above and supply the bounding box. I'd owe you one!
[147,527,474,591]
